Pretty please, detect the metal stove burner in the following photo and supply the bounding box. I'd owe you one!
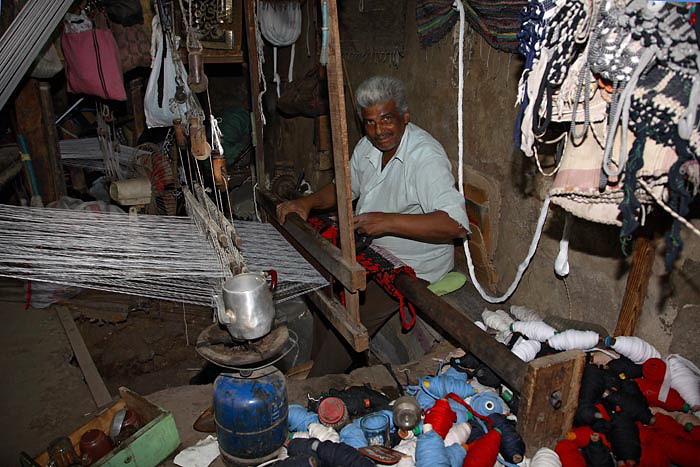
[195,321,289,368]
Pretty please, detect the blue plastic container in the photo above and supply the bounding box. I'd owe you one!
[214,368,288,466]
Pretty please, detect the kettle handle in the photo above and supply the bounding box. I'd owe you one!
[264,270,278,290]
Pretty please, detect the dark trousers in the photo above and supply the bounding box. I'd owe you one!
[308,281,398,377]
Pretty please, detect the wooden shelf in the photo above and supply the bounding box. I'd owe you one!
[179,48,245,64]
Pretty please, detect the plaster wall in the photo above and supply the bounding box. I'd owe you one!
[264,0,699,364]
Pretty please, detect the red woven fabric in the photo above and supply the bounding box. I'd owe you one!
[307,216,418,330]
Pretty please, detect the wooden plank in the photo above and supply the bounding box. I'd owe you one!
[56,306,112,408]
[257,188,366,292]
[394,273,528,390]
[14,79,66,204]
[307,289,369,352]
[244,0,267,188]
[517,350,586,455]
[615,234,656,336]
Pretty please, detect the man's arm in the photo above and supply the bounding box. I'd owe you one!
[276,183,338,223]
[354,210,467,242]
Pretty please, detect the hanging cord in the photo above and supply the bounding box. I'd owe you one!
[638,179,700,239]
[532,131,568,177]
[454,0,551,304]
[254,0,267,125]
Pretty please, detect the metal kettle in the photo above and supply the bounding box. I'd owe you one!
[215,270,277,340]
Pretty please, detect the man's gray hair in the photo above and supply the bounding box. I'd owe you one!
[355,76,409,115]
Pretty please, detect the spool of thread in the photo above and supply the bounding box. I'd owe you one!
[444,422,471,447]
[482,309,513,332]
[566,426,610,448]
[338,419,367,449]
[580,434,614,467]
[553,439,585,467]
[308,423,339,443]
[173,119,188,148]
[530,447,562,467]
[424,399,456,439]
[511,338,541,362]
[509,305,541,322]
[212,151,227,189]
[318,397,350,431]
[511,320,556,342]
[447,399,471,424]
[605,336,661,364]
[607,414,641,463]
[463,429,501,467]
[188,116,210,161]
[636,377,688,412]
[187,47,208,93]
[548,330,599,351]
[649,412,693,440]
[288,405,319,432]
[469,392,504,417]
[574,365,607,426]
[607,356,643,380]
[666,355,700,411]
[642,358,667,382]
[415,427,450,467]
[604,390,653,424]
[650,406,700,429]
[487,413,524,464]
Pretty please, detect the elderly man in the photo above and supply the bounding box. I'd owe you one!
[277,76,468,376]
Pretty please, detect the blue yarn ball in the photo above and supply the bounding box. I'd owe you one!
[288,404,319,432]
[416,430,450,467]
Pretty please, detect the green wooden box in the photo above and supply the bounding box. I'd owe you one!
[34,387,180,467]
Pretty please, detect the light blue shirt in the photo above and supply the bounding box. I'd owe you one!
[350,123,469,283]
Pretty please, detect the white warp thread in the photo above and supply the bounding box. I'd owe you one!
[512,338,542,362]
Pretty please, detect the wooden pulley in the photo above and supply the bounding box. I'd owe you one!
[173,119,188,149]
[189,115,210,160]
[212,150,227,189]
[187,47,209,93]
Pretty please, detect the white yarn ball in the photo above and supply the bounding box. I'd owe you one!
[548,330,599,351]
[308,422,339,443]
[395,438,418,459]
[530,447,562,467]
[444,422,472,446]
[512,338,541,362]
[483,309,514,332]
[611,336,660,364]
[666,355,700,410]
[512,320,557,342]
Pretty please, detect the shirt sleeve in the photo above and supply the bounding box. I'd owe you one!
[414,150,470,232]
[349,144,361,200]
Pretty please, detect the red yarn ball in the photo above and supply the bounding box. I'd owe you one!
[424,398,456,439]
[554,439,586,467]
[463,430,501,467]
[642,358,667,383]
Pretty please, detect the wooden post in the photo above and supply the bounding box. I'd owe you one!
[322,0,361,322]
[14,79,66,204]
[244,0,267,188]
[614,234,657,336]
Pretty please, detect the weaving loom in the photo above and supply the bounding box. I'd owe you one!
[0,183,328,307]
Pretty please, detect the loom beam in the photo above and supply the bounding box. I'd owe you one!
[393,273,585,454]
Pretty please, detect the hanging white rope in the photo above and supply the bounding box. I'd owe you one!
[258,0,302,97]
[0,0,75,111]
[454,0,551,303]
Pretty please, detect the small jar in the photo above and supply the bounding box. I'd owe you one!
[79,429,113,466]
[318,397,350,430]
[46,437,81,467]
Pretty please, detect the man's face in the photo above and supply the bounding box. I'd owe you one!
[361,100,410,157]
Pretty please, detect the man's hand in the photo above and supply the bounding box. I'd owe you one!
[276,198,312,224]
[353,212,394,237]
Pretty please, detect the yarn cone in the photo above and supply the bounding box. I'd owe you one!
[463,429,501,467]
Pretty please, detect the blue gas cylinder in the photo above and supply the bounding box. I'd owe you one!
[214,367,288,466]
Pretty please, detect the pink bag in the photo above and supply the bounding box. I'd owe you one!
[61,12,127,101]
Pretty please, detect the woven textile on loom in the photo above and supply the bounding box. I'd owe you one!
[416,0,526,52]
[307,216,419,330]
[339,0,406,66]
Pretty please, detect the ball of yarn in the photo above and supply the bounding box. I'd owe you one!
[511,338,542,362]
[581,436,615,467]
[447,398,471,424]
[424,399,457,439]
[666,354,700,411]
[488,413,525,464]
[408,375,476,409]
[338,419,367,448]
[482,309,514,332]
[415,429,450,467]
[469,392,505,417]
[308,422,339,443]
[510,305,541,322]
[444,422,472,446]
[511,320,557,342]
[445,443,466,467]
[607,356,643,379]
[463,429,501,467]
[642,357,667,382]
[548,330,599,351]
[608,414,641,463]
[530,447,562,467]
[608,336,660,364]
[288,405,320,432]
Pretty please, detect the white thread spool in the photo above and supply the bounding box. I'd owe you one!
[512,338,542,362]
[510,305,542,322]
[444,422,472,447]
[512,320,557,342]
[308,422,339,442]
[483,309,514,332]
[530,447,562,467]
[609,336,661,364]
[548,330,599,351]
[666,355,700,413]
